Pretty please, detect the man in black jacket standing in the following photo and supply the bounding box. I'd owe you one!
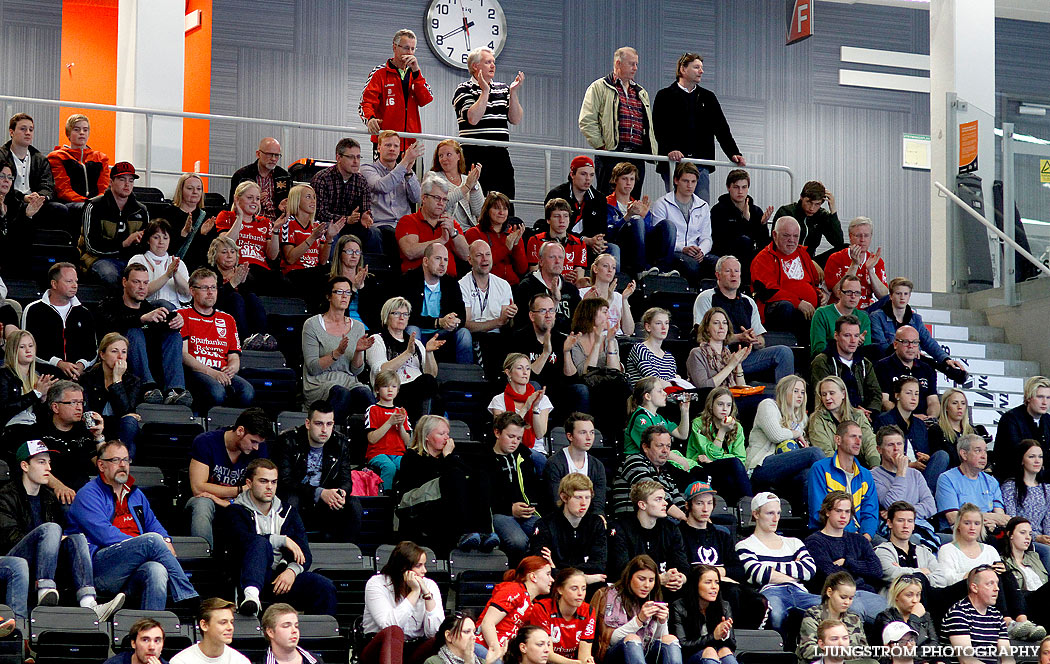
[653,53,745,202]
[400,243,471,363]
[0,440,124,619]
[272,400,360,542]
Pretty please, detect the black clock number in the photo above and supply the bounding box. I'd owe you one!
[432,18,439,28]
[436,35,444,46]
[461,53,468,63]
[488,41,494,48]
[447,47,454,57]
[488,8,495,18]
[492,25,499,35]
[437,3,449,13]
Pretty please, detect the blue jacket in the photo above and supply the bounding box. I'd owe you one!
[604,195,654,235]
[807,455,879,537]
[869,301,948,363]
[67,476,170,556]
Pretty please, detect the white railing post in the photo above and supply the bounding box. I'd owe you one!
[144,113,154,186]
[1001,123,1017,306]
[543,150,551,199]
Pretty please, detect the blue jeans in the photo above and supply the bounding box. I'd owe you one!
[851,589,886,622]
[118,414,140,461]
[921,450,950,494]
[186,496,221,548]
[406,326,473,364]
[741,344,795,383]
[92,533,198,611]
[761,584,821,631]
[126,326,186,390]
[8,524,95,600]
[491,513,540,559]
[0,557,29,620]
[752,446,825,501]
[90,258,127,288]
[673,250,718,286]
[687,653,739,664]
[232,534,337,616]
[1035,542,1050,574]
[606,637,683,664]
[186,371,255,413]
[613,218,676,276]
[367,454,402,491]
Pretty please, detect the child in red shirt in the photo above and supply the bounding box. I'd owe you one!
[364,370,411,490]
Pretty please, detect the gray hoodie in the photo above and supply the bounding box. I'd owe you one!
[233,491,304,576]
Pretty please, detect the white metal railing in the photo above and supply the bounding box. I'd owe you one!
[2,94,796,203]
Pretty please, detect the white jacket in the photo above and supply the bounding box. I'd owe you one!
[650,191,711,253]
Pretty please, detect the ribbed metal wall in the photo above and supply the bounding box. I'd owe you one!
[0,0,62,150]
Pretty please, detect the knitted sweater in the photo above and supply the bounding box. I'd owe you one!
[746,398,805,472]
[803,531,883,594]
[736,533,815,592]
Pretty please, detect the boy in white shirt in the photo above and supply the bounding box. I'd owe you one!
[170,598,250,664]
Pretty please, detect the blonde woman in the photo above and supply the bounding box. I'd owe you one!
[748,375,825,502]
[216,180,284,292]
[78,332,141,458]
[0,330,55,428]
[578,253,635,335]
[807,376,878,467]
[928,388,989,468]
[872,574,939,650]
[207,235,268,342]
[397,414,498,552]
[280,184,336,292]
[161,172,216,267]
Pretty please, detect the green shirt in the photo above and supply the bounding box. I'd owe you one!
[810,304,871,354]
[624,407,678,455]
[686,417,746,464]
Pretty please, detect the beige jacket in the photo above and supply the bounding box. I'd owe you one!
[578,74,658,154]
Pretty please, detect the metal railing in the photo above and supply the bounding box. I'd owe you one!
[934,180,1050,306]
[1,93,796,203]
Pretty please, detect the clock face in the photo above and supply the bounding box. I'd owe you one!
[424,0,507,70]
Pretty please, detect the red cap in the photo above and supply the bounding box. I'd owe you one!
[570,155,594,173]
[111,162,140,180]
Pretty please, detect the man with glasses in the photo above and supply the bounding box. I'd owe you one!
[178,268,254,413]
[68,440,199,610]
[513,241,581,334]
[360,29,434,159]
[823,217,888,307]
[311,137,379,254]
[875,326,938,419]
[508,293,576,404]
[31,380,105,502]
[22,262,98,379]
[229,137,291,221]
[400,243,472,363]
[396,174,469,276]
[809,274,872,355]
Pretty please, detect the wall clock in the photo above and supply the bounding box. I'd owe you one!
[424,0,507,70]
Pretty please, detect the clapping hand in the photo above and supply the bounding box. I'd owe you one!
[352,265,368,289]
[563,332,581,352]
[425,335,445,353]
[509,71,525,92]
[25,195,44,218]
[464,163,482,189]
[356,335,376,352]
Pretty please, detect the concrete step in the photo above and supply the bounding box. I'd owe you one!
[946,309,988,326]
[941,340,1022,360]
[931,324,1006,344]
[962,389,1023,410]
[930,292,969,309]
[961,358,1041,376]
[962,374,1026,394]
[915,308,951,324]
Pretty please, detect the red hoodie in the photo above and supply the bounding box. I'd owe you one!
[750,242,822,319]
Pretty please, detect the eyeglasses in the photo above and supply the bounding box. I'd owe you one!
[531,308,556,315]
[0,174,13,182]
[259,151,282,159]
[896,339,920,346]
[191,285,218,291]
[390,311,410,319]
[56,400,86,406]
[840,290,862,297]
[338,152,361,161]
[343,249,362,256]
[424,193,449,204]
[100,456,131,465]
[331,289,353,296]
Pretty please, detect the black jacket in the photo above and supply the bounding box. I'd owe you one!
[0,364,57,427]
[96,296,164,337]
[607,516,689,580]
[530,509,607,576]
[773,200,844,256]
[0,142,55,199]
[229,163,291,209]
[709,193,770,259]
[678,522,746,580]
[482,447,543,516]
[400,269,467,331]
[272,425,354,507]
[82,190,149,260]
[0,478,65,554]
[512,271,580,334]
[77,363,142,421]
[993,404,1050,480]
[670,597,735,657]
[652,83,740,175]
[540,450,607,515]
[544,181,607,240]
[21,293,98,367]
[0,190,32,274]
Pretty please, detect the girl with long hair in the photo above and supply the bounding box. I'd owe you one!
[476,557,554,660]
[488,353,553,460]
[425,614,500,664]
[1002,517,1050,631]
[796,572,870,663]
[669,565,736,664]
[807,376,878,467]
[929,388,990,468]
[280,183,334,292]
[161,172,216,267]
[502,626,551,664]
[592,554,681,664]
[525,568,594,664]
[0,330,54,429]
[623,376,692,461]
[1001,440,1050,569]
[625,308,678,384]
[361,541,444,664]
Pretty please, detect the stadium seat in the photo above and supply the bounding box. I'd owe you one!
[447,419,472,441]
[258,296,310,371]
[229,615,267,662]
[203,192,227,209]
[448,549,509,615]
[31,228,73,246]
[30,606,110,664]
[205,406,242,431]
[311,543,374,630]
[239,350,299,413]
[346,414,368,465]
[0,603,24,664]
[170,537,228,622]
[277,410,309,434]
[27,244,81,286]
[132,465,176,525]
[296,614,347,663]
[3,279,41,306]
[358,496,395,555]
[735,629,792,664]
[111,609,193,658]
[135,406,204,480]
[438,365,496,439]
[0,461,9,483]
[133,186,165,202]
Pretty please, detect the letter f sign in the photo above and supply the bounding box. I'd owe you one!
[787,0,813,45]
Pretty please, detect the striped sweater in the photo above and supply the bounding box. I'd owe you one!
[735,533,815,593]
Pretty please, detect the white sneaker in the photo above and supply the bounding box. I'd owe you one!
[37,588,58,607]
[93,593,125,621]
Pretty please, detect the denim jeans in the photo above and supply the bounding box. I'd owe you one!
[232,534,337,616]
[186,371,255,413]
[612,218,676,276]
[8,524,95,599]
[673,251,718,287]
[741,344,795,384]
[491,513,541,560]
[90,258,127,288]
[761,584,821,631]
[687,653,739,664]
[406,326,474,364]
[1035,542,1050,574]
[328,384,376,423]
[921,450,950,494]
[0,557,29,620]
[751,446,826,500]
[118,414,140,461]
[367,454,402,490]
[606,637,683,664]
[851,589,887,622]
[126,326,186,390]
[186,496,221,548]
[92,533,198,610]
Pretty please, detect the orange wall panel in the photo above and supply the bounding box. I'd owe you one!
[59,0,119,156]
[183,0,212,186]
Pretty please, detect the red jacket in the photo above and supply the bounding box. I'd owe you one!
[47,144,110,203]
[750,243,821,319]
[359,61,434,149]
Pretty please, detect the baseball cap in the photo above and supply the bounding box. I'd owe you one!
[15,440,57,464]
[570,155,594,172]
[750,492,780,513]
[111,162,140,180]
[685,481,716,502]
[881,621,917,645]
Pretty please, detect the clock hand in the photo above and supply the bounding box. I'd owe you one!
[440,25,466,39]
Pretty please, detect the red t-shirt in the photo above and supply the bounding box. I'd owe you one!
[526,232,588,277]
[476,581,532,648]
[280,218,322,273]
[179,307,241,370]
[112,486,142,538]
[824,247,888,307]
[525,598,595,658]
[216,210,273,269]
[364,404,411,459]
[395,211,463,276]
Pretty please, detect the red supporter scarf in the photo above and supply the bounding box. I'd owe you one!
[504,383,536,449]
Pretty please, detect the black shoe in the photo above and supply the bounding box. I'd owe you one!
[238,596,259,617]
[143,387,164,404]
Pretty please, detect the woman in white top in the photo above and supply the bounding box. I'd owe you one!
[128,220,190,308]
[489,353,553,466]
[362,541,444,664]
[1003,517,1050,631]
[747,375,825,505]
[578,253,635,336]
[430,139,483,229]
[365,296,441,422]
[937,502,1038,638]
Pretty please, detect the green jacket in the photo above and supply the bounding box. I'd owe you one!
[810,351,882,413]
[807,409,879,468]
[810,304,871,354]
[686,418,745,465]
[578,74,658,154]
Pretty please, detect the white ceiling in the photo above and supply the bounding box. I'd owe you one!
[820,0,1050,23]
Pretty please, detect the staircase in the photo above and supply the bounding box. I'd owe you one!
[911,292,1043,440]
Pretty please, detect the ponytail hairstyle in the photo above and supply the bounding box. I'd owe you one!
[628,376,661,413]
[503,555,550,585]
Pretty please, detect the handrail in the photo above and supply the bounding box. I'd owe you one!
[2,94,796,198]
[933,181,1050,285]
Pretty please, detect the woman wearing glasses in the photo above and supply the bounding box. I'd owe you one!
[329,234,374,326]
[464,192,528,286]
[301,276,376,423]
[365,297,442,422]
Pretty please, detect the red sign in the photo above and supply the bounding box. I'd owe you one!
[787,0,812,44]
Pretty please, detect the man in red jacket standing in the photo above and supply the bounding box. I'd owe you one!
[751,216,827,346]
[360,29,434,161]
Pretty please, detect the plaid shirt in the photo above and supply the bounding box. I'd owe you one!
[256,170,276,219]
[309,165,372,225]
[613,77,645,149]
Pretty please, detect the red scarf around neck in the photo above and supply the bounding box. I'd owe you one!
[504,382,536,448]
